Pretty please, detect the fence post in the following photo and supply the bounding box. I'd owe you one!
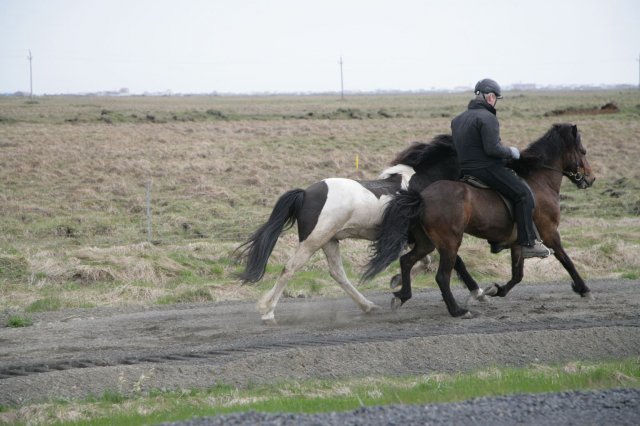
[145,180,152,242]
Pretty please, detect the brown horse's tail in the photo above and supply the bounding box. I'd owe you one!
[362,189,425,281]
[233,189,305,283]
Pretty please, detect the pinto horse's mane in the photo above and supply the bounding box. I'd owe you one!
[509,123,579,177]
[390,134,456,171]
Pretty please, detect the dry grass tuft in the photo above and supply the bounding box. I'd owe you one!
[27,243,185,287]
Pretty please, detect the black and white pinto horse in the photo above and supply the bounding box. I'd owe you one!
[235,135,465,324]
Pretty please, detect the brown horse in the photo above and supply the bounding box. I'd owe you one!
[363,123,595,317]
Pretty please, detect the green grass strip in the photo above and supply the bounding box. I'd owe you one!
[1,358,637,425]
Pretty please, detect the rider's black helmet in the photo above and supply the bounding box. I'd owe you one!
[474,78,503,99]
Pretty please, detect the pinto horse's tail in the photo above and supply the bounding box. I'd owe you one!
[234,189,305,283]
[362,189,425,281]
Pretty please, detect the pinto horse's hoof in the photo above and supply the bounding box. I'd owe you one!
[261,318,278,326]
[390,297,403,310]
[389,274,401,289]
[261,312,278,326]
[364,303,381,313]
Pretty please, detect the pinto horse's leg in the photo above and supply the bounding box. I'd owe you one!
[322,239,379,313]
[485,245,525,297]
[256,243,315,325]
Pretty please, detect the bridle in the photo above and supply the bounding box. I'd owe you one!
[541,162,586,186]
[538,130,591,188]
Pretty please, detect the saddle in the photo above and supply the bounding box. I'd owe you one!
[460,174,541,253]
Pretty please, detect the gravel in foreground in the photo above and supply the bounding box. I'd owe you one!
[160,388,640,426]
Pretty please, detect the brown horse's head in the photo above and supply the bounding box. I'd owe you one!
[563,124,595,189]
[515,123,595,189]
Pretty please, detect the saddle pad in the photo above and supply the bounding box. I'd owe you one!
[460,175,514,219]
[460,175,491,189]
[459,174,541,240]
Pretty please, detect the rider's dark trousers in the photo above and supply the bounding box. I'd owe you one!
[462,165,537,246]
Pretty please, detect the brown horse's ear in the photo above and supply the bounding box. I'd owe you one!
[572,125,578,139]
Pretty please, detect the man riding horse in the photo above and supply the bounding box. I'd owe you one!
[451,78,553,258]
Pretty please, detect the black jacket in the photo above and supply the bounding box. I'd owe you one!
[451,99,515,170]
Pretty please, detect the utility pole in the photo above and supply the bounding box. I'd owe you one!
[339,56,344,100]
[27,49,33,99]
[637,52,640,90]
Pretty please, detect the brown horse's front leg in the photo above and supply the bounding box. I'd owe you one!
[547,237,592,297]
[485,245,525,297]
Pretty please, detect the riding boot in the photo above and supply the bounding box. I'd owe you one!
[521,240,554,258]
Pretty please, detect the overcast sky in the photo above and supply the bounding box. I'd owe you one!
[1,0,638,94]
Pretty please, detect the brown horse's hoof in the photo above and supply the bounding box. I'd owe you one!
[451,309,471,318]
[582,292,595,301]
[484,284,500,297]
[389,274,401,289]
[390,297,403,310]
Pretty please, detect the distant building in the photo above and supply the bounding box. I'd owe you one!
[511,83,537,91]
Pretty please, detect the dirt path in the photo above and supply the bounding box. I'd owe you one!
[1,279,639,406]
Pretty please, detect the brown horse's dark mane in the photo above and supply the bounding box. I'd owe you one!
[509,123,578,177]
[390,134,456,169]
[390,124,579,178]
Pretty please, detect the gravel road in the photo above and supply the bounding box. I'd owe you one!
[160,388,640,426]
[1,279,639,423]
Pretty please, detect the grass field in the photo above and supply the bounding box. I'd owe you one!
[1,91,639,312]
